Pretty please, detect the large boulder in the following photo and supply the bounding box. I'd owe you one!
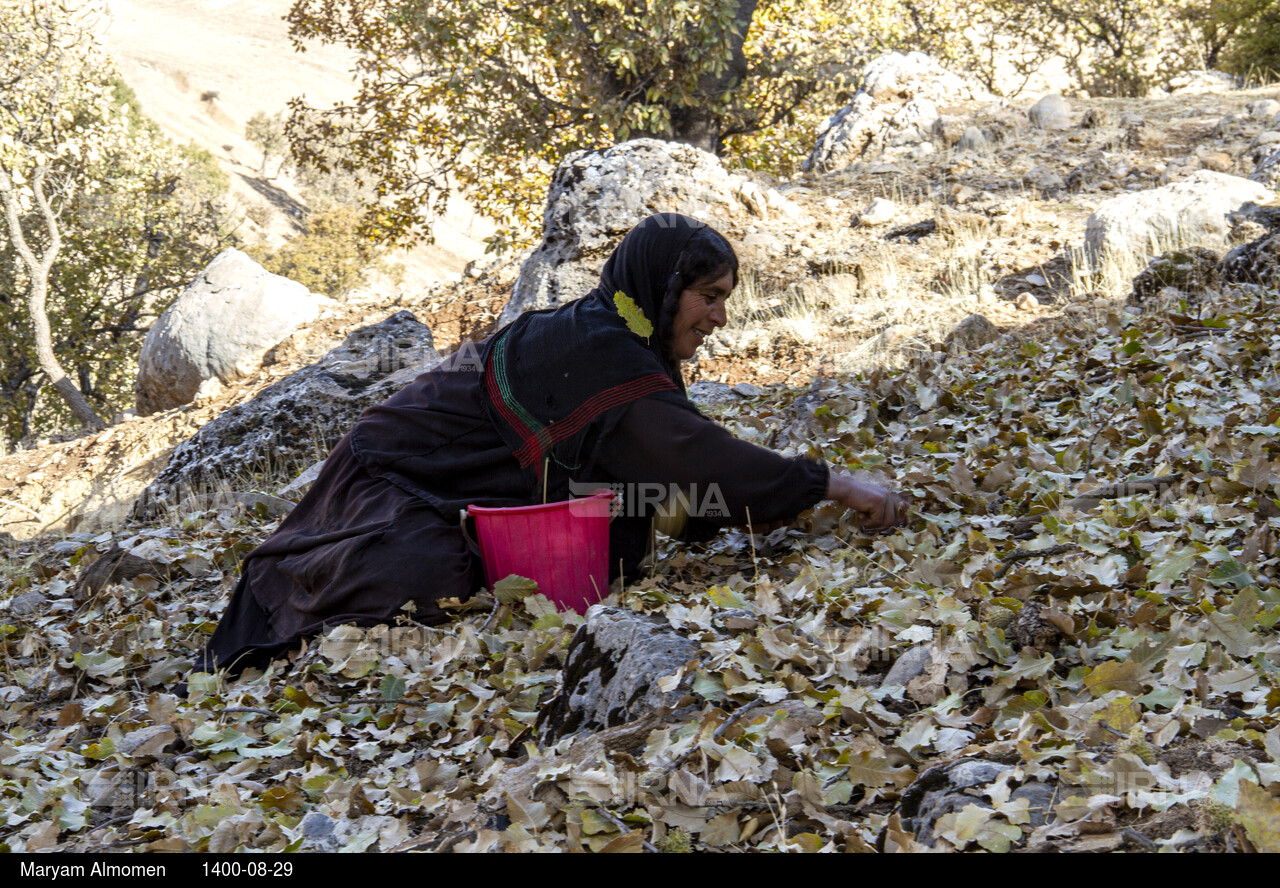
[133,311,438,517]
[803,51,994,173]
[498,139,800,325]
[1083,171,1275,260]
[135,249,328,415]
[535,605,700,746]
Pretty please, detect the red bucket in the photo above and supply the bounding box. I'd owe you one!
[467,491,614,614]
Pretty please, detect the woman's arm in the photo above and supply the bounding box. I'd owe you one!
[593,397,905,531]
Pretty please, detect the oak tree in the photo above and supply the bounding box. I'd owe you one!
[285,0,866,250]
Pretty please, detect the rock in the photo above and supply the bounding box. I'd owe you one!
[956,125,988,152]
[889,758,1056,848]
[804,51,993,172]
[535,606,700,746]
[881,644,932,688]
[1250,146,1280,189]
[1023,165,1063,191]
[1126,121,1165,150]
[1015,293,1039,310]
[945,314,999,352]
[1083,170,1275,260]
[1006,602,1064,651]
[1230,218,1269,245]
[135,249,328,415]
[1221,226,1280,290]
[730,382,763,397]
[1200,151,1233,173]
[298,812,341,852]
[500,139,798,325]
[857,197,899,226]
[1167,70,1239,94]
[686,381,736,407]
[1249,99,1280,120]
[134,311,439,518]
[1027,94,1071,130]
[8,591,48,616]
[933,115,968,146]
[1130,247,1222,305]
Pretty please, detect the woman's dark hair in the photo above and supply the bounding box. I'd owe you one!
[658,226,739,364]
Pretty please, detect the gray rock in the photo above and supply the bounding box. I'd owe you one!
[804,52,993,172]
[1249,99,1280,120]
[9,591,48,616]
[956,126,988,152]
[881,644,932,688]
[135,249,328,415]
[134,311,438,518]
[857,197,899,226]
[500,139,798,326]
[891,758,1054,847]
[1028,94,1071,131]
[887,98,940,146]
[535,606,701,746]
[1250,146,1280,189]
[945,314,1000,352]
[686,381,736,407]
[1084,171,1275,260]
[301,812,337,839]
[298,812,341,852]
[1023,165,1064,191]
[1221,226,1280,290]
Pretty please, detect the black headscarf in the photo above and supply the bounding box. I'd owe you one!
[482,213,725,500]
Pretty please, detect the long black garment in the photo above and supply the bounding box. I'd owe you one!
[199,215,829,674]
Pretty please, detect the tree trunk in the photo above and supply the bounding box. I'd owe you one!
[635,0,759,154]
[0,164,107,432]
[691,0,758,153]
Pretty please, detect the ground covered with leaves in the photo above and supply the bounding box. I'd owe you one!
[3,285,1280,853]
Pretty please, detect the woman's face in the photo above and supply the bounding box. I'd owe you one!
[669,268,733,361]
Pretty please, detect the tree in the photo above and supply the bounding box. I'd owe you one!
[285,0,866,250]
[245,110,287,178]
[0,1,229,446]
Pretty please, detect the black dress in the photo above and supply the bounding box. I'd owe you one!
[201,351,828,673]
[198,214,828,674]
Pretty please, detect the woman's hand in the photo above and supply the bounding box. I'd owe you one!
[826,471,908,533]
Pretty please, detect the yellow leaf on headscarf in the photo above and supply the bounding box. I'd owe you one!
[613,291,653,341]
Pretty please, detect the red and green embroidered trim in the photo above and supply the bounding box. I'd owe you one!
[484,330,678,473]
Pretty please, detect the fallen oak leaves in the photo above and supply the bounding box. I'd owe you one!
[3,288,1280,851]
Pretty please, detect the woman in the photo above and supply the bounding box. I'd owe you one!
[198,213,905,675]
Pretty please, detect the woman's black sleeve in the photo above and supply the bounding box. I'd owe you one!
[594,396,829,527]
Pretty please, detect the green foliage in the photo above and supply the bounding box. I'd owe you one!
[245,110,288,177]
[284,0,867,250]
[0,1,231,445]
[247,205,384,298]
[1205,0,1280,80]
[947,0,1211,97]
